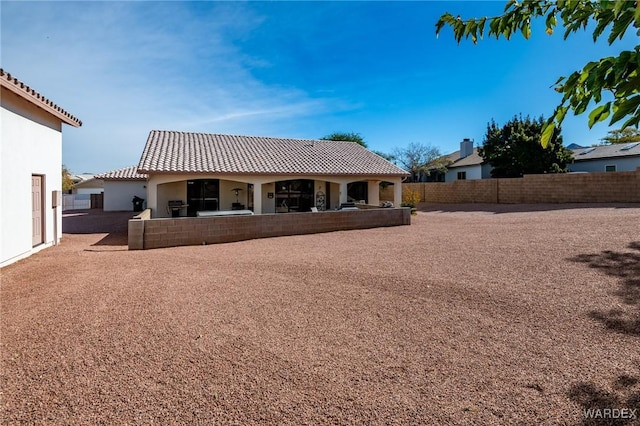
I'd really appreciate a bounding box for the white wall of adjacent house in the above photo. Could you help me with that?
[1,87,63,268]
[103,180,147,211]
[74,188,103,195]
[569,157,640,173]
[445,165,483,182]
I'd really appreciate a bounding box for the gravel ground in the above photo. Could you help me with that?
[1,205,639,425]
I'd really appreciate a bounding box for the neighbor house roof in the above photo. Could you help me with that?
[442,148,484,169]
[571,143,640,161]
[71,173,95,183]
[96,166,147,181]
[0,69,82,127]
[72,178,103,190]
[138,131,409,176]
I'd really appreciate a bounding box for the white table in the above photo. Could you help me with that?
[196,210,254,217]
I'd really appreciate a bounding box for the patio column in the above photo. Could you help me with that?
[147,180,158,217]
[252,182,262,215]
[368,180,381,206]
[339,182,348,204]
[394,178,403,207]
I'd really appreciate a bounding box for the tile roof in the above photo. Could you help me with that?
[572,143,640,161]
[96,166,147,181]
[138,131,409,176]
[0,69,82,127]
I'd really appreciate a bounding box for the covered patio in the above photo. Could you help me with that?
[148,175,400,218]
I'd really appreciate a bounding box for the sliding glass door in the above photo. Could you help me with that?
[187,179,219,216]
[275,179,314,213]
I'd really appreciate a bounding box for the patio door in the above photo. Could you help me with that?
[275,179,314,212]
[347,181,368,203]
[32,175,44,246]
[187,179,219,216]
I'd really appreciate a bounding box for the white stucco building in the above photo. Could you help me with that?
[442,139,491,182]
[1,69,82,267]
[569,143,640,173]
[137,131,408,218]
[96,166,147,211]
[439,138,640,181]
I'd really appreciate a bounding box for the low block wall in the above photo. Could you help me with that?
[404,169,640,204]
[128,208,411,250]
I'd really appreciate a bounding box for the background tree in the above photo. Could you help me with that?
[62,165,74,193]
[393,142,445,182]
[436,1,640,147]
[321,132,367,148]
[599,127,640,145]
[372,150,396,163]
[478,115,573,178]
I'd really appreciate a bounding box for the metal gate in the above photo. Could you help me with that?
[90,193,104,209]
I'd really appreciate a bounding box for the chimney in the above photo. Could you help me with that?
[460,138,474,159]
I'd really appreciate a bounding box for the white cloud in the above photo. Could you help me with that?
[1,1,350,172]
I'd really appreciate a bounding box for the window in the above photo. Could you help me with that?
[620,142,640,151]
[457,171,467,180]
[605,165,616,172]
[580,147,596,155]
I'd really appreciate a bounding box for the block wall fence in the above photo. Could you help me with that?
[129,208,411,250]
[400,169,640,204]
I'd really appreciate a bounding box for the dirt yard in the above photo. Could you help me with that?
[1,205,639,425]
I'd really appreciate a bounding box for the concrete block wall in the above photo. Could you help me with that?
[129,208,411,250]
[498,171,639,203]
[127,209,151,250]
[405,180,498,204]
[380,185,394,202]
[404,168,640,204]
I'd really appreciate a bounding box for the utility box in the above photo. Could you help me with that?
[52,190,62,208]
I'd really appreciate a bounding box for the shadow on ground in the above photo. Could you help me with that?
[570,242,640,336]
[568,367,640,425]
[567,243,640,424]
[63,210,133,246]
[416,203,640,215]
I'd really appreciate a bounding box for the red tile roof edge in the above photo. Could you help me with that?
[0,69,82,127]
[96,166,147,181]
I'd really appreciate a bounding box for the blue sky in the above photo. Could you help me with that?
[2,1,636,174]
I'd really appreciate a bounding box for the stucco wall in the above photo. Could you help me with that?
[104,180,147,211]
[261,182,276,214]
[445,165,482,182]
[569,157,640,173]
[157,181,186,217]
[219,180,248,211]
[445,164,492,182]
[75,187,104,195]
[1,88,63,267]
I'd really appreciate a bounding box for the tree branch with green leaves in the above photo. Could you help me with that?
[436,0,640,147]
